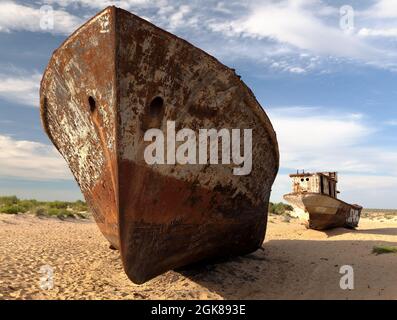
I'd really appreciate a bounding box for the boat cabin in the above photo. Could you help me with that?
[289,171,339,198]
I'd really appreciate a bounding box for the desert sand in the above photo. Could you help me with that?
[0,213,396,300]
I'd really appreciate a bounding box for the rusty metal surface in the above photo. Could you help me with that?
[40,6,279,284]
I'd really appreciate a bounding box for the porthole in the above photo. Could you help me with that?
[88,96,96,113]
[149,96,164,116]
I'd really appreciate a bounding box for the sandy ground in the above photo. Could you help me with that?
[0,213,396,300]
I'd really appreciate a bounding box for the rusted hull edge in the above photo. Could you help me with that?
[112,6,121,252]
[40,6,120,249]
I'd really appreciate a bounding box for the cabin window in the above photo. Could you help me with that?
[88,96,96,113]
[301,178,304,182]
[149,96,164,116]
[306,178,309,181]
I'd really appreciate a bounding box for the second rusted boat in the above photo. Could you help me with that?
[40,7,279,283]
[284,171,362,230]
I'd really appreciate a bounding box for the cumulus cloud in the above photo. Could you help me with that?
[0,0,185,35]
[362,0,397,19]
[358,28,397,37]
[0,135,72,180]
[339,175,397,209]
[340,175,397,191]
[268,106,397,174]
[207,0,381,62]
[1,0,395,73]
[0,72,41,107]
[0,1,82,34]
[42,0,152,10]
[167,4,191,30]
[268,107,372,168]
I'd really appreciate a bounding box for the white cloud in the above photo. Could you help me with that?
[262,54,323,74]
[207,0,381,62]
[0,1,82,34]
[358,27,397,37]
[363,0,397,19]
[0,72,41,107]
[43,0,152,9]
[339,176,397,209]
[44,0,381,71]
[0,0,396,73]
[0,0,390,73]
[268,107,373,169]
[0,135,72,181]
[340,175,397,191]
[288,67,306,74]
[167,4,191,30]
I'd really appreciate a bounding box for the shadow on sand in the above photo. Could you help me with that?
[324,227,397,237]
[176,238,397,299]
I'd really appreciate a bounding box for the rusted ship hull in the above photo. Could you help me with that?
[283,193,362,230]
[40,7,279,283]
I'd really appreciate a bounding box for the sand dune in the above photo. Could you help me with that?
[0,213,396,300]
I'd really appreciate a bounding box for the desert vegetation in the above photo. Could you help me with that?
[0,196,89,219]
[268,202,295,222]
[372,245,397,255]
[362,209,397,220]
[268,202,293,215]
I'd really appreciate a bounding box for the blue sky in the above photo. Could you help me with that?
[0,0,396,208]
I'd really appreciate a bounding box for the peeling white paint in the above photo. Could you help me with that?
[99,14,110,33]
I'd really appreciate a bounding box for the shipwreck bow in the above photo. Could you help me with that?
[40,6,279,283]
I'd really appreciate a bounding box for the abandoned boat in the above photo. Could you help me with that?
[283,172,362,230]
[40,6,279,284]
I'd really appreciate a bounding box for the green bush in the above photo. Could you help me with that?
[47,208,68,216]
[0,196,19,206]
[269,202,293,215]
[47,201,69,209]
[372,245,397,255]
[70,200,88,212]
[33,206,47,216]
[19,199,42,211]
[0,205,28,214]
[0,196,89,219]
